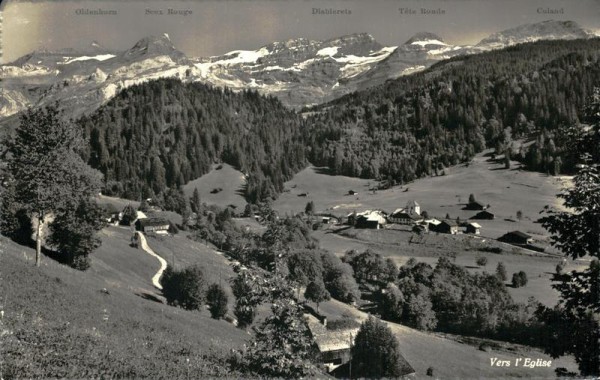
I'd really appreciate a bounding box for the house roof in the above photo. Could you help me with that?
[468,222,482,228]
[392,207,406,215]
[356,210,387,223]
[469,201,486,208]
[506,230,532,239]
[305,315,358,353]
[137,217,170,227]
[471,210,495,218]
[406,200,420,207]
[391,212,422,221]
[441,219,459,227]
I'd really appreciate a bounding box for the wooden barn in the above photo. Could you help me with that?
[135,218,170,234]
[466,222,481,235]
[499,231,533,245]
[436,220,460,234]
[354,210,387,229]
[465,200,487,210]
[471,210,495,220]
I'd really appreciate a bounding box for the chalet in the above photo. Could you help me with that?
[466,222,481,235]
[425,218,442,230]
[135,218,170,234]
[499,231,533,245]
[319,215,340,225]
[471,210,495,220]
[354,210,387,229]
[348,190,358,195]
[388,209,423,225]
[305,313,359,372]
[107,212,122,225]
[436,220,460,234]
[465,201,487,210]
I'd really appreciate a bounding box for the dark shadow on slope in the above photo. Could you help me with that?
[136,292,165,304]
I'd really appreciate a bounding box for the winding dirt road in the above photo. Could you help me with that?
[136,232,167,290]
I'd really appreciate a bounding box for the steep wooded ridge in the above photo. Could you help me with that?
[78,80,307,202]
[305,38,600,183]
[80,38,600,202]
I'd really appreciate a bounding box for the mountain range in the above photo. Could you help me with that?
[0,20,597,122]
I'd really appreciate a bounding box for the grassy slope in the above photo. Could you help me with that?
[315,228,586,307]
[273,149,569,242]
[143,232,238,312]
[312,299,576,379]
[182,164,247,210]
[273,150,583,306]
[0,230,249,378]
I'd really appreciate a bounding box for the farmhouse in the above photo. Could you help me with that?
[354,210,387,229]
[465,200,487,210]
[135,218,170,234]
[321,216,340,224]
[471,210,495,220]
[499,230,533,245]
[388,209,423,225]
[436,220,460,234]
[466,222,481,235]
[304,313,358,372]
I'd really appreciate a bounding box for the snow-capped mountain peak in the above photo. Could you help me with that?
[1,21,597,121]
[405,32,447,46]
[122,34,185,61]
[477,20,594,48]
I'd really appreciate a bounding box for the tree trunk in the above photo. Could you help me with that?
[35,213,43,267]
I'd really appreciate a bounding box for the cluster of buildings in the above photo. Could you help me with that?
[105,205,171,235]
[346,200,484,236]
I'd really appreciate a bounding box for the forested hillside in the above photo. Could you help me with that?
[78,39,600,203]
[78,80,307,202]
[305,39,600,183]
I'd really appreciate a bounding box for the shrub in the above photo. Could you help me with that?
[162,265,207,310]
[206,284,228,319]
[496,262,508,281]
[476,256,488,267]
[427,367,434,376]
[512,271,528,288]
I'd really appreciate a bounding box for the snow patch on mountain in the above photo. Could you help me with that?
[317,46,340,57]
[61,54,116,64]
[411,39,447,47]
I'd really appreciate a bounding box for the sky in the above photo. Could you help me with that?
[2,0,600,64]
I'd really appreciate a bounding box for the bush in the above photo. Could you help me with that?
[427,367,434,376]
[476,256,488,267]
[162,265,207,310]
[496,262,507,281]
[206,284,228,319]
[512,271,528,288]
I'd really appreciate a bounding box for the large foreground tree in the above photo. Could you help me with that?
[538,88,600,376]
[351,316,409,378]
[6,105,102,266]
